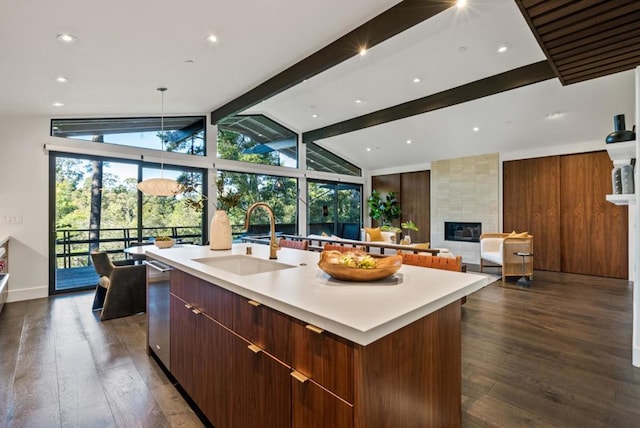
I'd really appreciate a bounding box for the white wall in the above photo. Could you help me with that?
[0,115,51,301]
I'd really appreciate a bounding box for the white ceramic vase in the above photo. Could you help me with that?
[210,210,232,250]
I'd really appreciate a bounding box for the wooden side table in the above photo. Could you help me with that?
[514,252,533,287]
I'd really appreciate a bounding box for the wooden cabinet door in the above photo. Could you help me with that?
[197,314,233,428]
[169,294,196,396]
[232,336,291,428]
[233,294,292,365]
[292,376,353,428]
[292,319,354,403]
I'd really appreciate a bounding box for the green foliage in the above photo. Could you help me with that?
[367,190,401,226]
[217,129,281,165]
[54,157,204,268]
[401,220,419,232]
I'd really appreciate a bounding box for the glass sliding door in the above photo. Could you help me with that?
[51,154,139,293]
[307,180,362,239]
[50,153,206,294]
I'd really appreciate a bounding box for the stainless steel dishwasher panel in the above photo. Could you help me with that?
[145,259,171,369]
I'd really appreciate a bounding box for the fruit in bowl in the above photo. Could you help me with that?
[318,250,402,282]
[154,236,176,248]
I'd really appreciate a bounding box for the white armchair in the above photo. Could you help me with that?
[480,233,533,282]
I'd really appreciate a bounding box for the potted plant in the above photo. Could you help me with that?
[367,190,401,226]
[401,220,419,244]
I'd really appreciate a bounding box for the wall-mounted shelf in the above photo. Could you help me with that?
[606,194,636,206]
[606,141,636,165]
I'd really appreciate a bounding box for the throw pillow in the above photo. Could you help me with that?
[364,227,383,242]
[413,243,430,249]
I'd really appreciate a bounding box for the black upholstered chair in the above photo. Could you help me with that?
[90,252,146,321]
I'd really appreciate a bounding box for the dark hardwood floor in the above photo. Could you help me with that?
[462,269,640,427]
[0,270,638,427]
[0,291,202,428]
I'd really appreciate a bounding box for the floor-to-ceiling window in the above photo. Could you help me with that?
[50,153,206,294]
[216,170,298,238]
[49,116,207,294]
[307,180,362,239]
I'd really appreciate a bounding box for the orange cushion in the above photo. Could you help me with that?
[365,227,383,241]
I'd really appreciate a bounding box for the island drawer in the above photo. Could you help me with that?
[170,270,232,327]
[291,319,354,403]
[232,293,292,365]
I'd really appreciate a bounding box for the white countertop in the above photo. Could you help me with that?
[146,243,494,345]
[0,235,9,246]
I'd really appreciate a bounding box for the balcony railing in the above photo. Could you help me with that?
[55,226,203,269]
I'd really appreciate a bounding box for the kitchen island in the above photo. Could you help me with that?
[146,243,493,428]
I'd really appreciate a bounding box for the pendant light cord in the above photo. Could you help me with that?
[158,87,167,178]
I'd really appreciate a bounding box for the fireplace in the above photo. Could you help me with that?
[444,222,481,243]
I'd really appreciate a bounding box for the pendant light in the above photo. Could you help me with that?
[136,87,181,197]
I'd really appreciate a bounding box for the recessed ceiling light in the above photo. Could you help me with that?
[366,147,372,152]
[56,33,77,43]
[52,102,64,107]
[456,0,467,8]
[312,114,319,118]
[413,77,421,83]
[458,46,467,53]
[55,76,67,83]
[355,99,362,104]
[184,59,194,64]
[406,139,412,144]
[473,127,479,132]
[206,34,218,43]
[546,111,564,120]
[497,44,510,54]
[359,47,367,56]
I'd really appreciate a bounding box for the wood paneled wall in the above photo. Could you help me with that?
[504,156,561,272]
[401,171,430,243]
[560,152,628,278]
[371,171,430,243]
[504,151,628,279]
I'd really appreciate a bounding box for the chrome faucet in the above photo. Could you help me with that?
[244,202,279,259]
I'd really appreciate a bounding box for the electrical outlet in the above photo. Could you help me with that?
[0,215,23,224]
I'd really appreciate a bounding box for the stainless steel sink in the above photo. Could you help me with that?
[192,255,295,276]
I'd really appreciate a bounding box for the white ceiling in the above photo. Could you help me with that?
[1,0,635,171]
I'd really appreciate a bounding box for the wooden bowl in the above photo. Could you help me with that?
[318,250,402,282]
[154,239,175,249]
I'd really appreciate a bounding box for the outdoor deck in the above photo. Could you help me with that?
[56,266,99,291]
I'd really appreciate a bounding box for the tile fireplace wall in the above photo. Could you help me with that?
[431,153,499,264]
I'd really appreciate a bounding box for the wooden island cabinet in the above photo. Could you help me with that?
[167,268,463,428]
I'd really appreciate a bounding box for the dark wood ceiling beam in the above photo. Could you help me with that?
[302,61,555,143]
[210,0,456,124]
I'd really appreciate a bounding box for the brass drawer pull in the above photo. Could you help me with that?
[290,370,309,383]
[191,308,203,315]
[248,344,262,354]
[184,303,193,310]
[305,324,324,334]
[248,300,261,307]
